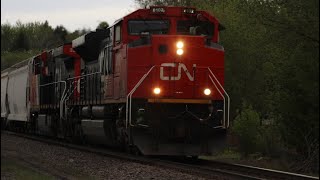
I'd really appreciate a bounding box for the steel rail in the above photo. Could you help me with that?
[200,159,319,180]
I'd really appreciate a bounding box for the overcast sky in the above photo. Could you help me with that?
[1,0,137,31]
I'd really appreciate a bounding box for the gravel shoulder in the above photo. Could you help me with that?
[1,156,57,180]
[1,133,208,180]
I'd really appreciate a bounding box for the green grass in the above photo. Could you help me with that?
[1,158,55,180]
[200,148,242,161]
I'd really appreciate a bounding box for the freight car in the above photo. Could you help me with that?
[1,6,230,156]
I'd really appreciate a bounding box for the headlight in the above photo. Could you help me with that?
[153,87,161,95]
[176,41,184,49]
[204,88,211,96]
[176,49,184,56]
[176,41,184,56]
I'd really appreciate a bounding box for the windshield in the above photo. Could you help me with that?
[177,20,214,36]
[128,20,169,35]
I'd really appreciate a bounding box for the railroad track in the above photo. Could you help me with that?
[188,160,319,180]
[2,130,319,180]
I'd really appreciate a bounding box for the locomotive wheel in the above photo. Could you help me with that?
[126,145,142,156]
[122,132,142,155]
[115,118,128,150]
[191,156,199,160]
[1,118,7,130]
[6,121,12,131]
[71,123,85,144]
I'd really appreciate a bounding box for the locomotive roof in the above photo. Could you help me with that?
[109,6,220,28]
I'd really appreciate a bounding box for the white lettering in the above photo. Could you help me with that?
[160,63,196,81]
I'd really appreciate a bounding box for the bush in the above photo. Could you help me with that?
[257,125,283,157]
[232,103,260,156]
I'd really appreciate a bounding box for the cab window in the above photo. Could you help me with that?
[177,20,214,36]
[128,20,169,35]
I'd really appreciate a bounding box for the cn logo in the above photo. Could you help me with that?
[160,63,196,81]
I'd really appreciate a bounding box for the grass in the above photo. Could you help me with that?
[1,157,55,180]
[201,148,242,161]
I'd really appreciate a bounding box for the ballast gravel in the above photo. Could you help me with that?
[1,133,208,180]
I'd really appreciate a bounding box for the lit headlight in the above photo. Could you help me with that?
[153,87,161,95]
[176,41,184,56]
[204,88,211,96]
[176,41,184,49]
[177,49,184,56]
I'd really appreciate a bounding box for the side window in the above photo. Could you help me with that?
[115,25,121,43]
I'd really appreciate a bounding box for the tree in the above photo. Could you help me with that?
[97,21,109,29]
[1,23,15,51]
[232,103,260,156]
[13,30,29,51]
[210,0,318,170]
[54,25,68,44]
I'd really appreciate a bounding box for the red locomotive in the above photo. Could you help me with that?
[1,6,230,156]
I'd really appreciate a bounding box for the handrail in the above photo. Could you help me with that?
[39,81,66,87]
[208,75,227,128]
[125,66,230,129]
[126,66,156,129]
[62,72,100,119]
[67,72,101,80]
[62,80,77,119]
[207,68,230,128]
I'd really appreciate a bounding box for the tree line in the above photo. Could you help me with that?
[1,21,108,70]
